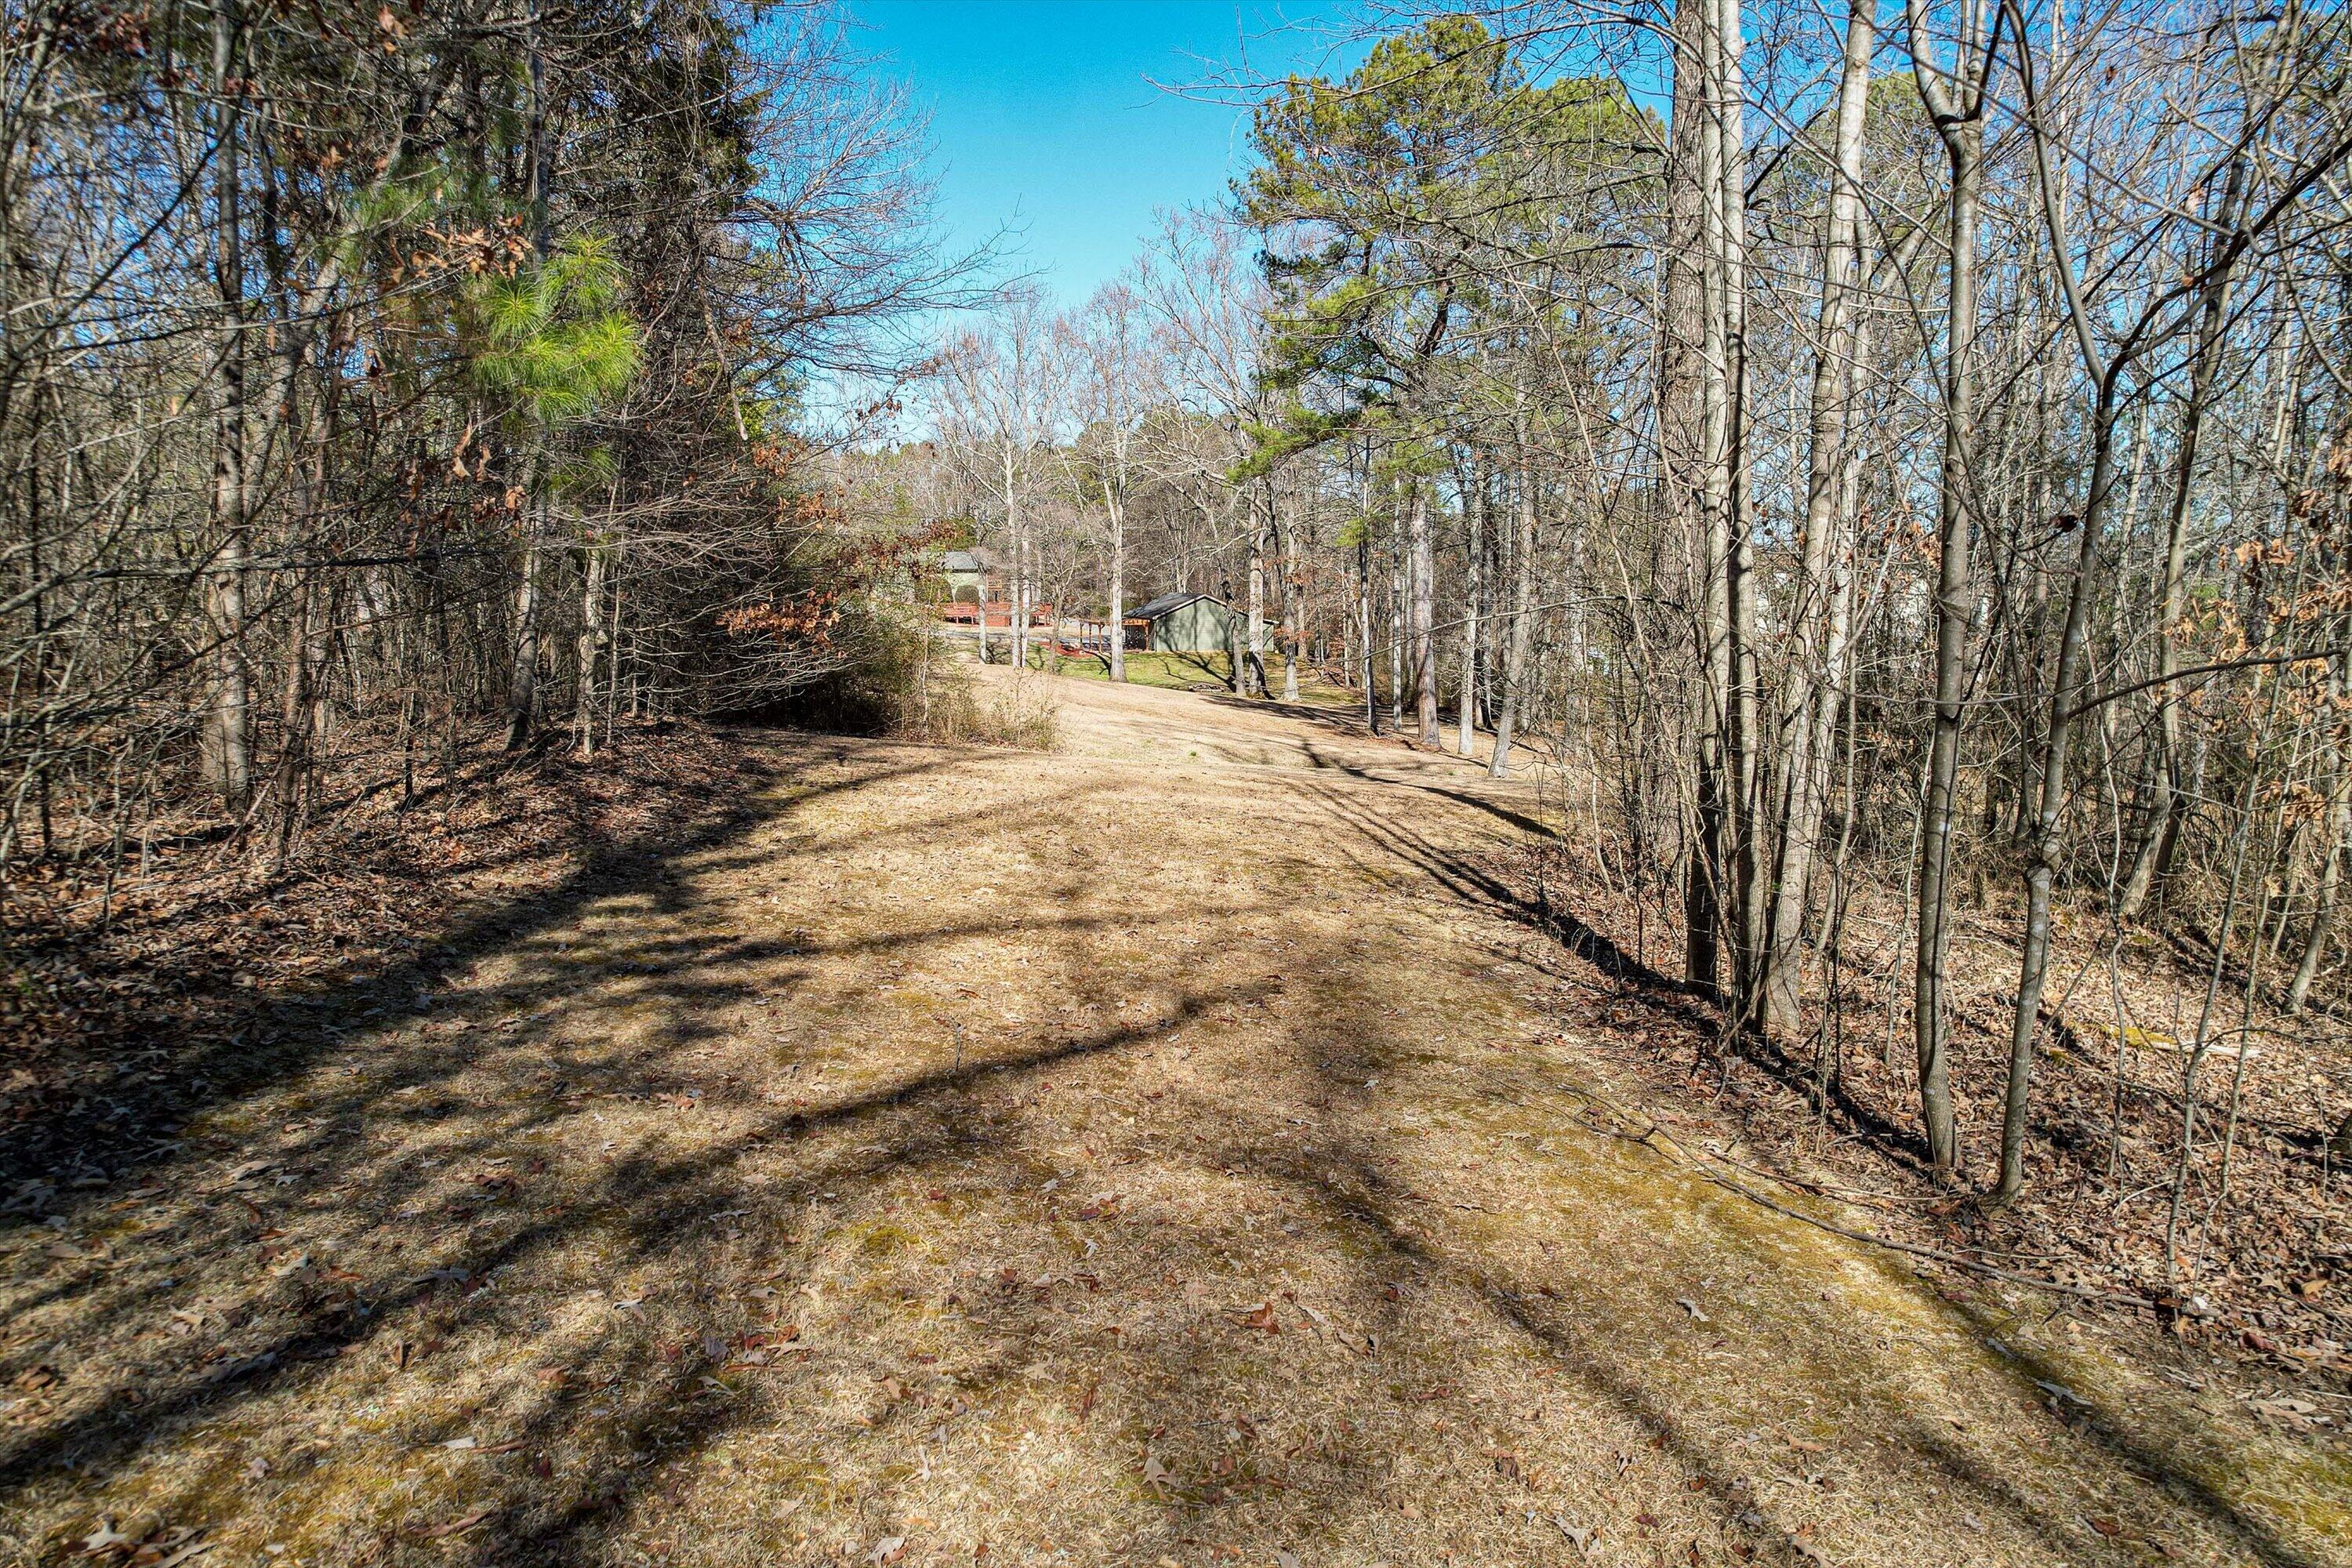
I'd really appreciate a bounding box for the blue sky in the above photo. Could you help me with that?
[849,1,1348,307]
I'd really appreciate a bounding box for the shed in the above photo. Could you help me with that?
[938,548,989,602]
[1127,591,1239,654]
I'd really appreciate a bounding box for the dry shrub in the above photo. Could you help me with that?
[743,617,1052,750]
[775,614,1059,749]
[904,652,1059,750]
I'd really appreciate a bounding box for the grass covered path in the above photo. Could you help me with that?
[3,670,2345,1568]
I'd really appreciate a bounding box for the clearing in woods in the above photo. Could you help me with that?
[4,670,2347,1568]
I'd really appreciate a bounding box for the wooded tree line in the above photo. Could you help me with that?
[896,216,1338,698]
[922,1,2352,1202]
[1,0,952,877]
[15,0,2352,1211]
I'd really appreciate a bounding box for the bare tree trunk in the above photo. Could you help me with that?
[1479,467,1499,728]
[1040,543,1062,677]
[1013,517,1030,670]
[1359,530,1378,735]
[2000,406,2120,1196]
[1410,478,1437,741]
[504,28,557,753]
[2290,663,2349,1014]
[2120,163,2245,919]
[1762,0,1874,1039]
[505,488,544,751]
[1279,494,1301,702]
[1004,437,1027,671]
[1715,0,1766,1021]
[1246,477,1269,697]
[1459,452,1483,757]
[1340,551,1354,684]
[1491,446,1538,780]
[974,568,992,666]
[574,535,608,758]
[603,540,627,753]
[1388,519,1406,734]
[1664,0,1718,993]
[1908,0,1993,1171]
[270,572,325,865]
[204,0,254,814]
[1105,479,1126,682]
[2000,75,2258,1196]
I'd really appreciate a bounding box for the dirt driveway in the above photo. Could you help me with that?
[3,670,2345,1568]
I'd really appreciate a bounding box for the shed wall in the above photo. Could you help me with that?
[1148,598,1236,653]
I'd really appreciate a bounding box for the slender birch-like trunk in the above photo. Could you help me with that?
[504,13,558,753]
[1389,520,1406,734]
[2120,162,2246,918]
[2291,656,2350,1014]
[1459,454,1483,757]
[1410,478,1437,741]
[573,536,608,758]
[1715,0,1767,1019]
[1008,442,1028,670]
[1664,0,1720,994]
[1359,531,1378,734]
[1104,476,1126,682]
[506,481,546,750]
[1909,0,1994,1171]
[1279,498,1301,702]
[1997,26,2148,1200]
[1246,477,1269,698]
[205,0,254,811]
[1491,445,1538,780]
[1762,0,1875,1039]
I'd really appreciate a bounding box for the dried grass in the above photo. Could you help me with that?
[1487,828,2352,1383]
[1,677,2343,1568]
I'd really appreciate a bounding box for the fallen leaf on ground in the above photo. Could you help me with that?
[81,1519,133,1555]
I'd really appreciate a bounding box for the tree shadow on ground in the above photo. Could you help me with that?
[0,738,1318,1566]
[2,731,2340,1568]
[1269,770,2339,1568]
[1290,773,1935,1160]
[0,749,956,1196]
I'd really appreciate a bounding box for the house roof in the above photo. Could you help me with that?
[1127,591,1230,622]
[939,549,985,574]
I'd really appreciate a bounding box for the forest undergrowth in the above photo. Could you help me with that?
[0,641,1062,1203]
[1494,829,2352,1405]
[0,722,769,1196]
